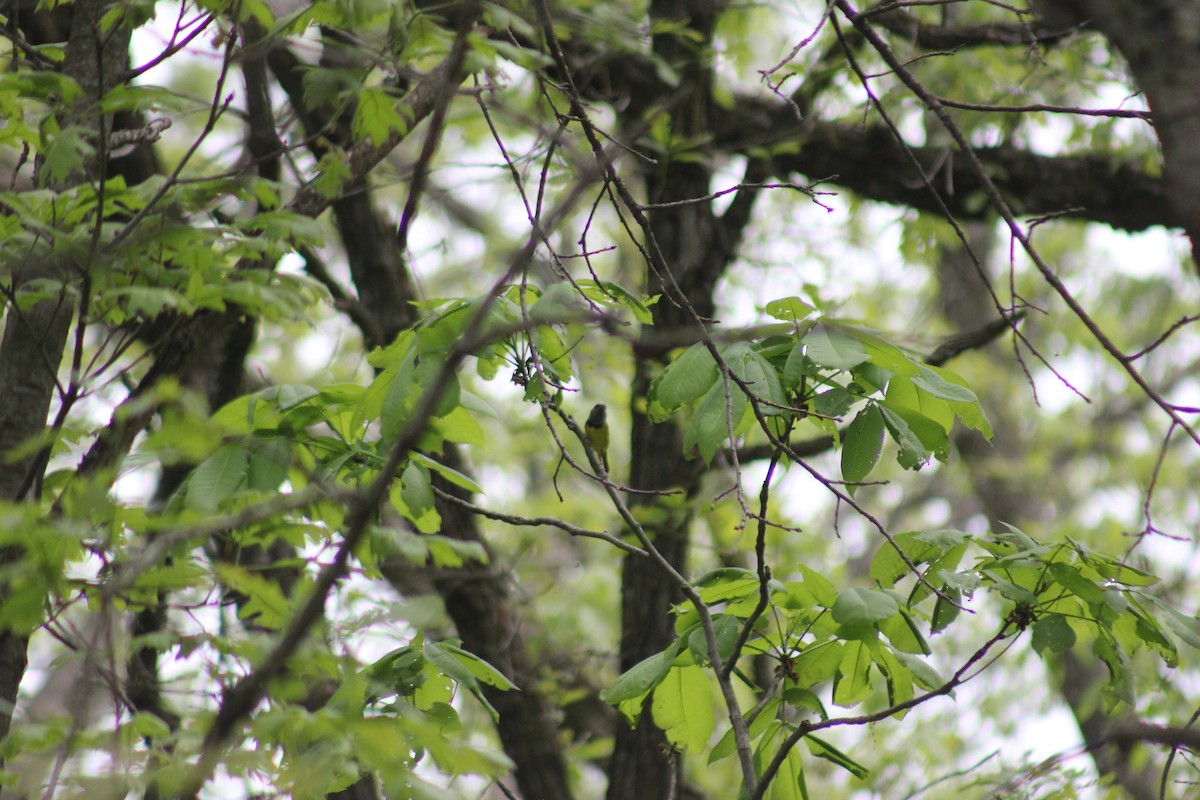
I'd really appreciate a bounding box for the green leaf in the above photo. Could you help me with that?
[764,296,815,323]
[398,462,440,534]
[410,451,484,494]
[832,640,873,707]
[214,564,292,630]
[831,588,899,626]
[246,436,291,492]
[783,340,817,390]
[879,404,947,469]
[911,364,978,403]
[768,743,809,800]
[841,404,884,492]
[380,348,461,442]
[651,665,715,753]
[868,529,969,588]
[804,323,868,370]
[693,567,759,604]
[797,565,838,607]
[577,279,656,325]
[686,614,741,666]
[893,651,947,690]
[873,644,915,709]
[1093,633,1134,706]
[804,733,870,779]
[790,641,843,687]
[884,375,954,434]
[528,281,582,322]
[186,443,249,512]
[427,641,517,691]
[878,609,930,655]
[1127,602,1178,666]
[652,344,719,413]
[726,343,786,412]
[930,586,962,634]
[710,698,780,764]
[1032,613,1077,655]
[1047,562,1107,606]
[1147,597,1200,649]
[1082,550,1160,587]
[353,86,410,145]
[601,641,682,704]
[685,378,746,464]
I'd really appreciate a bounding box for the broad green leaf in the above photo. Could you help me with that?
[884,375,954,433]
[577,279,656,325]
[398,462,440,534]
[428,641,517,691]
[709,698,779,764]
[764,296,815,323]
[879,404,947,469]
[214,564,291,630]
[803,733,870,779]
[694,567,759,604]
[601,642,681,704]
[353,86,410,145]
[1032,613,1077,655]
[783,340,818,390]
[831,588,899,626]
[797,565,838,607]
[832,640,873,707]
[686,614,741,666]
[1082,552,1160,587]
[380,348,461,442]
[893,651,948,690]
[1127,602,1178,666]
[790,641,843,687]
[528,280,582,322]
[912,364,978,403]
[186,443,249,512]
[930,586,962,634]
[1047,562,1108,605]
[1093,633,1134,706]
[768,743,809,800]
[841,404,884,492]
[873,644,915,709]
[651,665,715,752]
[246,436,291,492]
[1148,597,1200,649]
[878,609,930,655]
[869,529,969,588]
[809,386,855,419]
[410,451,484,494]
[804,323,868,370]
[685,377,746,464]
[652,344,719,413]
[726,343,787,413]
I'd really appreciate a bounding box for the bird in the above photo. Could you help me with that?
[585,403,610,474]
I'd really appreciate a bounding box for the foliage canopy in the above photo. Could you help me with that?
[1,0,1199,798]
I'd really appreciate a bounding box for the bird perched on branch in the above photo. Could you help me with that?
[585,404,610,474]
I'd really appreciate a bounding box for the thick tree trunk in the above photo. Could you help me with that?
[607,3,736,797]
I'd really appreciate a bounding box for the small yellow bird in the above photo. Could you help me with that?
[585,403,610,473]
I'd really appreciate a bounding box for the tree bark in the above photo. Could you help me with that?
[607,2,745,797]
